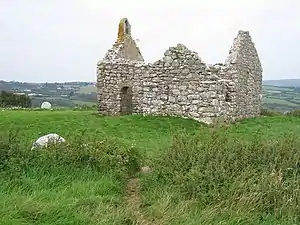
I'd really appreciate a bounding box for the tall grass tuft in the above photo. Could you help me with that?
[0,129,143,224]
[144,129,300,222]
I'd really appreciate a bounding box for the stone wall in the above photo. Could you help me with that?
[96,18,263,124]
[225,31,263,119]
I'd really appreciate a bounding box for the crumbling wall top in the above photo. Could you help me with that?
[117,18,131,43]
[153,43,206,67]
[225,30,262,72]
[99,19,262,78]
[100,18,144,63]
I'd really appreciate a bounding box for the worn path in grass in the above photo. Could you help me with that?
[125,177,158,225]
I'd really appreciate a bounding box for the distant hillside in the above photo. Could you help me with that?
[263,79,300,87]
[0,80,97,108]
[0,80,299,112]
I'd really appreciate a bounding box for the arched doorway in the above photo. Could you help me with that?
[120,86,132,115]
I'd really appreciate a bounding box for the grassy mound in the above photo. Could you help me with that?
[1,110,300,224]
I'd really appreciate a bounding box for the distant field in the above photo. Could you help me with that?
[1,110,300,224]
[263,85,296,92]
[31,96,96,108]
[263,98,299,107]
[262,85,300,112]
[262,79,300,87]
[78,85,96,94]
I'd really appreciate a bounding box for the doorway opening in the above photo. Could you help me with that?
[120,86,132,115]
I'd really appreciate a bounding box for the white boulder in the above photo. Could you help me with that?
[31,133,66,150]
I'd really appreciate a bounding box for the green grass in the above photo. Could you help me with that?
[0,167,130,224]
[1,110,300,224]
[71,100,96,106]
[0,111,200,157]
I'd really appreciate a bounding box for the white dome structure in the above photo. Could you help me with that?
[41,101,51,109]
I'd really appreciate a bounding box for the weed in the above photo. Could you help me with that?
[142,130,300,223]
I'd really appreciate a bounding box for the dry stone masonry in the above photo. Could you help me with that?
[96,18,263,124]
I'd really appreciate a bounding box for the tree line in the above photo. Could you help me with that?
[0,91,32,108]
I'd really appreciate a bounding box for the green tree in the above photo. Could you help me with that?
[0,91,32,108]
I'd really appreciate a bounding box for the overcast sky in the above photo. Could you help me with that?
[0,0,299,82]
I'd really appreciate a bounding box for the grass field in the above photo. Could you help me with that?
[1,110,300,224]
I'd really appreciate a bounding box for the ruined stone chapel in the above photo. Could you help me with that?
[96,18,263,124]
